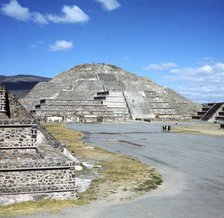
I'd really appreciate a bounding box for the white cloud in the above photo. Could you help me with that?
[214,62,224,71]
[176,85,224,103]
[32,12,48,25]
[161,61,224,103]
[1,0,30,21]
[30,40,44,49]
[95,0,121,11]
[47,5,89,24]
[143,62,178,71]
[1,0,89,25]
[49,40,74,51]
[170,65,214,75]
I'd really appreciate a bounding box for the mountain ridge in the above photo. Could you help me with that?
[0,74,51,98]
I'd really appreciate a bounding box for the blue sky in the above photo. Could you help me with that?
[0,0,224,103]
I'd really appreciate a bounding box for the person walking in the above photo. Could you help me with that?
[167,125,171,131]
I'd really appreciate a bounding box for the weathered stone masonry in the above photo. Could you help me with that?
[0,84,77,202]
[0,124,37,148]
[0,167,75,194]
[21,63,201,122]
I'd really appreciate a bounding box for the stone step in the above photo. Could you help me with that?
[41,99,102,106]
[106,107,128,112]
[149,103,170,108]
[103,102,127,108]
[197,111,206,116]
[94,96,106,100]
[100,115,130,121]
[218,111,224,116]
[108,92,124,97]
[215,116,224,120]
[192,115,202,119]
[146,98,168,103]
[104,98,126,103]
[38,105,109,110]
[151,108,176,114]
[97,91,109,95]
[34,108,114,114]
[155,114,187,120]
[202,107,210,112]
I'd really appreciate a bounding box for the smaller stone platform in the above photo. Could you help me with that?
[192,102,224,122]
[0,84,78,205]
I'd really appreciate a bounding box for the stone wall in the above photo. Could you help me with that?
[0,85,77,202]
[0,124,37,148]
[0,148,41,161]
[0,167,75,194]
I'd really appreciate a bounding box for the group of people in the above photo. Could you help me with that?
[162,125,171,132]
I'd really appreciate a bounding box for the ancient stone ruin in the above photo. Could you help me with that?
[192,102,224,123]
[0,84,78,204]
[21,63,201,123]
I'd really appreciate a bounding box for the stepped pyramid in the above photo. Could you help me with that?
[192,102,224,122]
[20,63,201,122]
[0,84,77,204]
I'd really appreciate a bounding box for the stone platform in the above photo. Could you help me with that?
[0,85,78,204]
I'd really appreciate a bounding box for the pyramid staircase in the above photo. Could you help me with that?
[31,90,130,123]
[192,102,224,122]
[94,91,130,121]
[215,105,224,121]
[123,91,152,120]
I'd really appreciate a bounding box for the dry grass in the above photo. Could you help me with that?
[172,122,224,136]
[45,124,115,159]
[0,199,86,217]
[0,123,162,217]
[79,158,162,201]
[46,124,162,201]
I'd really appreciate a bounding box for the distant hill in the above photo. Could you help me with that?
[0,75,51,98]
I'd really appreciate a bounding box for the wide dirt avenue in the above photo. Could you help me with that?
[19,121,224,218]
